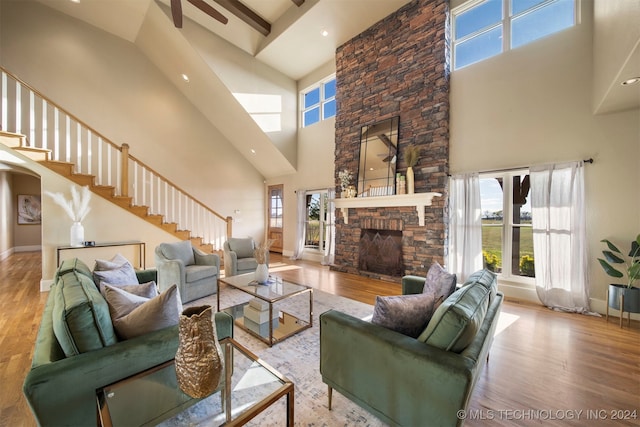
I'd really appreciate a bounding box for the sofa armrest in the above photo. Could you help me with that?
[135,268,157,283]
[24,312,233,427]
[156,259,185,293]
[24,325,181,427]
[320,310,474,427]
[402,275,426,295]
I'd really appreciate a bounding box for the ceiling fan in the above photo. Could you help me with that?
[170,0,228,28]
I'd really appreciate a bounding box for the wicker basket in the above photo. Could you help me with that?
[175,305,224,398]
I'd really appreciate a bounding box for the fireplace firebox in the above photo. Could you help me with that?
[358,229,403,277]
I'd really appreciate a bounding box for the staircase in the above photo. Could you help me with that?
[0,67,231,254]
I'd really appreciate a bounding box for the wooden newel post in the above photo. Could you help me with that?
[226,216,233,239]
[121,143,129,197]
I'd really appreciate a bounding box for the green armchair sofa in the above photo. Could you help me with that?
[320,269,503,427]
[23,258,233,427]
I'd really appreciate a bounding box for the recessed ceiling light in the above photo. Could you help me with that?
[321,30,329,37]
[621,77,640,86]
[181,74,190,82]
[70,0,80,3]
[251,149,256,154]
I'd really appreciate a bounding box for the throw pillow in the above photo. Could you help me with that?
[103,284,151,320]
[94,253,130,271]
[371,292,439,338]
[423,262,457,303]
[92,254,139,287]
[99,280,158,298]
[112,285,181,340]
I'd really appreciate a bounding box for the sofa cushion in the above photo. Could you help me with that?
[52,271,118,357]
[371,292,439,338]
[160,240,195,266]
[112,285,181,340]
[417,281,491,352]
[423,262,457,309]
[237,258,258,271]
[185,265,218,282]
[463,269,498,303]
[228,238,255,259]
[56,258,93,280]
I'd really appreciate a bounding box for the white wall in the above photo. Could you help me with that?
[0,0,265,241]
[266,61,337,258]
[449,0,640,311]
[0,170,13,260]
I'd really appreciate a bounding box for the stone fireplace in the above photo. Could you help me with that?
[332,0,449,282]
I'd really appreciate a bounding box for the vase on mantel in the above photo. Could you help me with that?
[406,167,415,194]
[70,221,84,247]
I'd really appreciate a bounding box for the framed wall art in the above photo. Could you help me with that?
[17,194,42,225]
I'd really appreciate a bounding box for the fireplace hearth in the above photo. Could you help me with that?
[358,229,403,277]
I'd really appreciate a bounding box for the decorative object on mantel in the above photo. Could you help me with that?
[404,145,421,195]
[254,239,275,284]
[175,305,224,398]
[334,192,442,226]
[338,169,356,198]
[45,185,91,247]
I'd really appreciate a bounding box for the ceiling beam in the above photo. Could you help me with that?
[291,0,305,6]
[211,0,271,36]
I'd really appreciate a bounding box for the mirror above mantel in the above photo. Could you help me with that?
[357,116,399,197]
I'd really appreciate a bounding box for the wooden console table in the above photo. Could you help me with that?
[56,241,146,269]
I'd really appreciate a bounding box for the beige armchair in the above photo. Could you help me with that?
[223,237,267,277]
[154,240,219,303]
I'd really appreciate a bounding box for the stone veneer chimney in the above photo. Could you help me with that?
[332,0,450,282]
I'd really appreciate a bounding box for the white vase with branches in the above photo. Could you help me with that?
[45,185,92,247]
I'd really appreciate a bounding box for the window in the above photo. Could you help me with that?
[452,0,575,70]
[479,171,534,279]
[304,191,332,253]
[301,76,336,127]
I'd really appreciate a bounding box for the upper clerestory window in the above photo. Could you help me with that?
[452,0,575,70]
[301,76,336,127]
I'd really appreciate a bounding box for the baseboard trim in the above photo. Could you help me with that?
[14,245,42,252]
[40,279,53,292]
[0,247,14,262]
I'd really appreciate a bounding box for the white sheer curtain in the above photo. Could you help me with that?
[448,173,483,282]
[530,161,592,313]
[291,190,307,260]
[322,188,336,265]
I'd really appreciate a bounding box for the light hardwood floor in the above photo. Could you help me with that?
[1,252,638,426]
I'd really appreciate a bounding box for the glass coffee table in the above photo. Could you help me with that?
[217,274,313,347]
[97,338,294,426]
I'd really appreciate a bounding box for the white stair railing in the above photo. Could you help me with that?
[0,67,231,250]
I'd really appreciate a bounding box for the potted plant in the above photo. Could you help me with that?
[598,234,640,316]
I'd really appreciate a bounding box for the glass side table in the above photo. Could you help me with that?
[97,337,294,426]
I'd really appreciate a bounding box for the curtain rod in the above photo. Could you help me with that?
[450,158,593,176]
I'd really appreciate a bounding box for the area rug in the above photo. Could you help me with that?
[160,285,386,426]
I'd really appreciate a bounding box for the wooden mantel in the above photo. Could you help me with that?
[334,192,442,226]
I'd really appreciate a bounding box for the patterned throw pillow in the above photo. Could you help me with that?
[423,262,457,309]
[371,292,439,338]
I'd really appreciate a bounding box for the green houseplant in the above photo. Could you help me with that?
[598,234,640,315]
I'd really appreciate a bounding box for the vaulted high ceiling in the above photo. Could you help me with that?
[35,0,412,80]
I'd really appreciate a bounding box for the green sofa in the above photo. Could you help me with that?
[23,258,233,427]
[320,269,503,427]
